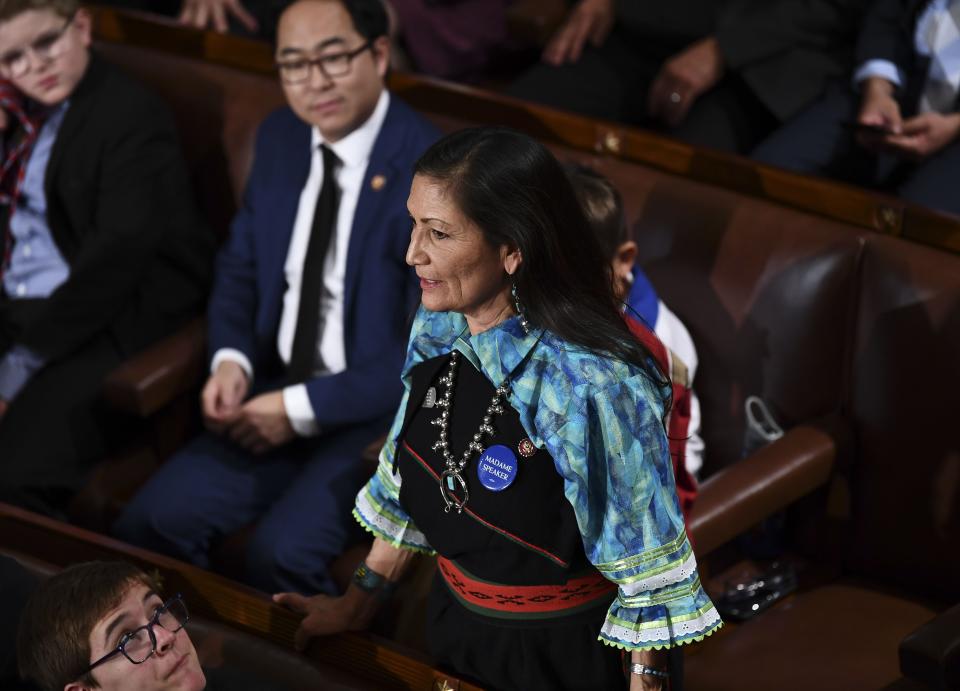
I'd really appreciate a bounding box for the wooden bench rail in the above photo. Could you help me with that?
[88,5,960,255]
[0,503,481,691]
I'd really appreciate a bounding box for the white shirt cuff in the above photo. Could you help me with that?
[210,348,254,381]
[283,384,320,437]
[853,60,904,91]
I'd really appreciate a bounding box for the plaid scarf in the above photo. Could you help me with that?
[0,80,48,278]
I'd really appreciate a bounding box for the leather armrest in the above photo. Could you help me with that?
[102,317,207,418]
[900,602,960,690]
[688,424,838,556]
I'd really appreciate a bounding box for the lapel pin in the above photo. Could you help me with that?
[518,438,537,458]
[371,174,386,191]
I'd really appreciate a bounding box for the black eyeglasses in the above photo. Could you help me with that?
[0,12,76,79]
[276,41,372,84]
[85,594,190,673]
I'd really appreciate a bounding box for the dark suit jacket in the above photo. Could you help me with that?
[0,556,39,691]
[615,0,871,121]
[0,54,215,363]
[857,0,941,113]
[207,96,439,430]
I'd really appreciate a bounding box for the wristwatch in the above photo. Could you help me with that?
[351,561,397,599]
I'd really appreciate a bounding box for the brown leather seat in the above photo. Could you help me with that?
[634,176,864,472]
[686,584,936,691]
[631,191,960,689]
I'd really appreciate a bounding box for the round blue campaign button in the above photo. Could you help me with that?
[476,445,518,492]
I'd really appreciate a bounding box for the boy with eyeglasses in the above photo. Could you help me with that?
[0,0,213,515]
[16,561,206,691]
[115,0,438,597]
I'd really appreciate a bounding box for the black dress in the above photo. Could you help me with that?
[395,353,627,691]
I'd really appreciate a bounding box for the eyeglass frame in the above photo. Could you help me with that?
[0,11,77,80]
[275,40,373,84]
[84,593,190,674]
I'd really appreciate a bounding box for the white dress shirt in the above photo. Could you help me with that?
[212,90,391,436]
[652,301,704,478]
[854,0,959,101]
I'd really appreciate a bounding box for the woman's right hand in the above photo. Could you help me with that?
[271,591,367,651]
[274,539,414,651]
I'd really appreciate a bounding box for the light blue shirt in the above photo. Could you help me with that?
[3,100,70,299]
[0,101,70,402]
[855,0,960,96]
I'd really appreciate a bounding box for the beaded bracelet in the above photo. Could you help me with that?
[630,663,670,679]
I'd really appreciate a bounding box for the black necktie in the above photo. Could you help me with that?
[288,144,339,381]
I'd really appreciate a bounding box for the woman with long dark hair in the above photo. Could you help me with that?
[275,128,721,690]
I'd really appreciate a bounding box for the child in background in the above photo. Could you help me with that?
[567,163,702,517]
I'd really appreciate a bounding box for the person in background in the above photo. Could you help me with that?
[384,0,510,82]
[275,127,720,690]
[508,0,868,154]
[753,0,960,217]
[17,561,206,691]
[567,163,701,518]
[114,0,438,596]
[0,0,213,516]
[1,555,39,691]
[95,0,272,38]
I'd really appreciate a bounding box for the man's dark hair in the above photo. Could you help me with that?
[17,561,157,691]
[565,163,628,260]
[339,0,389,41]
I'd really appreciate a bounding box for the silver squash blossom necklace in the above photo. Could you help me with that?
[431,350,510,513]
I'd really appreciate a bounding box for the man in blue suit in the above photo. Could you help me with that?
[114,0,439,595]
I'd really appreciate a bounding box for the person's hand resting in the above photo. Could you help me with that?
[883,111,960,160]
[542,0,614,66]
[178,0,258,34]
[272,589,371,651]
[648,37,725,127]
[201,360,249,434]
[227,391,295,454]
[856,76,903,152]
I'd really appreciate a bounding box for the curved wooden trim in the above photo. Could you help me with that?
[0,502,481,691]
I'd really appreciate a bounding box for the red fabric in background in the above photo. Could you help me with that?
[0,80,47,277]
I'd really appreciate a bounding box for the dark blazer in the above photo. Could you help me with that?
[207,96,439,429]
[857,0,940,113]
[615,0,871,122]
[0,556,39,691]
[1,54,215,363]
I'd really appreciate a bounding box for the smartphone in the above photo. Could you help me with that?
[841,121,894,135]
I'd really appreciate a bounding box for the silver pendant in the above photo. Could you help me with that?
[440,470,469,513]
[423,387,437,408]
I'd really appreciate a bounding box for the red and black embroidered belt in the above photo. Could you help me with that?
[437,556,616,620]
